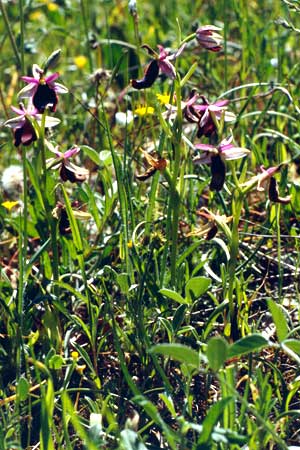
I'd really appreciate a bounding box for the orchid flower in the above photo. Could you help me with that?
[184,95,236,137]
[241,165,291,204]
[186,207,232,240]
[136,149,167,181]
[196,25,223,52]
[18,64,68,112]
[46,140,89,183]
[131,43,185,89]
[156,44,185,79]
[193,136,250,191]
[4,103,60,147]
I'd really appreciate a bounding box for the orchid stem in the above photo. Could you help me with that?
[169,78,183,286]
[39,113,59,289]
[15,144,28,439]
[227,190,243,339]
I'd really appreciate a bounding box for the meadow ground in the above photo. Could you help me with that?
[1,0,300,448]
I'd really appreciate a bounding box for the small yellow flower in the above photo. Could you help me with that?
[144,25,155,41]
[127,240,133,248]
[71,351,79,360]
[156,93,171,105]
[2,201,19,211]
[74,55,88,70]
[76,364,86,375]
[29,10,43,21]
[134,106,154,116]
[47,2,59,12]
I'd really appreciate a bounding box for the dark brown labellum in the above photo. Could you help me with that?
[131,59,159,89]
[268,177,279,202]
[206,224,218,240]
[268,177,291,204]
[210,154,226,191]
[14,119,37,147]
[135,167,157,181]
[33,83,58,112]
[60,164,87,183]
[58,209,71,235]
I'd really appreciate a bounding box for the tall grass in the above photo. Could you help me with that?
[0,0,300,448]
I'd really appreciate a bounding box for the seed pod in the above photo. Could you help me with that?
[43,49,61,73]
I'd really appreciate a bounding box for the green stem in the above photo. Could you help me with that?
[79,0,93,73]
[179,32,196,47]
[169,79,183,286]
[100,98,132,280]
[227,190,243,337]
[19,0,25,73]
[39,113,59,285]
[0,0,22,69]
[15,144,28,439]
[276,204,283,299]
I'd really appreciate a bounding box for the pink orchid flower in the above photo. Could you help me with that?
[18,64,68,113]
[193,136,250,191]
[4,103,60,147]
[131,43,185,89]
[196,25,223,52]
[184,95,236,137]
[46,140,89,183]
[242,165,291,204]
[156,44,185,79]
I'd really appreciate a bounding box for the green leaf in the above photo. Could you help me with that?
[159,393,177,417]
[283,339,300,355]
[197,397,233,447]
[17,377,29,402]
[227,334,269,358]
[185,276,211,302]
[61,185,83,253]
[120,429,147,450]
[159,288,188,305]
[99,150,113,167]
[267,298,289,342]
[207,336,228,372]
[116,273,129,294]
[81,145,101,165]
[172,304,187,332]
[48,354,65,370]
[150,343,200,369]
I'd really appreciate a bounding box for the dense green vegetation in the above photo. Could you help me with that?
[1,0,300,448]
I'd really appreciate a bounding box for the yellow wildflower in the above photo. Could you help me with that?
[127,240,133,248]
[71,351,79,360]
[47,2,59,11]
[74,55,88,70]
[156,93,171,105]
[2,201,19,211]
[29,10,43,21]
[134,106,154,116]
[76,364,86,375]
